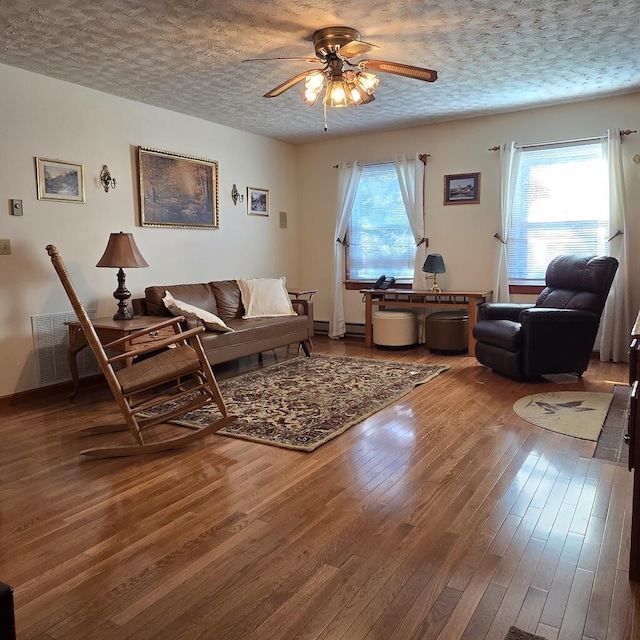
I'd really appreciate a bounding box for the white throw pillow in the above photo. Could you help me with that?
[237,277,296,319]
[162,291,233,332]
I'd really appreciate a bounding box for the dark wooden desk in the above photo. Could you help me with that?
[360,288,492,356]
[65,316,173,398]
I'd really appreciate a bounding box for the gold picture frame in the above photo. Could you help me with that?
[138,147,219,229]
[247,187,269,216]
[35,158,85,203]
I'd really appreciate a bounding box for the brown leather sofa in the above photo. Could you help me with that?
[132,280,313,366]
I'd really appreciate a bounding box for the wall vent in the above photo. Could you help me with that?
[31,311,98,387]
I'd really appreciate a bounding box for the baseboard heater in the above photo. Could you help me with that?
[0,582,16,640]
[313,321,365,338]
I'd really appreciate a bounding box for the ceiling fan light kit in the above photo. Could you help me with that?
[244,26,437,131]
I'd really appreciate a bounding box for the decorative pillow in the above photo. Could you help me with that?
[237,277,296,319]
[162,291,233,332]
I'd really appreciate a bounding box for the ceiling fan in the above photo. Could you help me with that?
[244,26,438,130]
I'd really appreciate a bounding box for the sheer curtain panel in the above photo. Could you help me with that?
[329,162,362,339]
[494,141,519,302]
[598,128,631,362]
[394,154,426,287]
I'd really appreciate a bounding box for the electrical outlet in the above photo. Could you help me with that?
[0,239,11,255]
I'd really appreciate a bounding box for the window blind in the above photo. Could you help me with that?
[508,141,609,283]
[347,163,415,280]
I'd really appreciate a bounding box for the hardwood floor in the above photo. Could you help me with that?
[1,336,639,639]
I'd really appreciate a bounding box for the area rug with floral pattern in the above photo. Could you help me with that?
[151,354,449,452]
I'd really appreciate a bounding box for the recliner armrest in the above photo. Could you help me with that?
[478,302,533,322]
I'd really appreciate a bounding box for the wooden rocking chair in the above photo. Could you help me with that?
[46,245,236,458]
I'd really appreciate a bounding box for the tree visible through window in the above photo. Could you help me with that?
[508,141,609,283]
[346,163,415,281]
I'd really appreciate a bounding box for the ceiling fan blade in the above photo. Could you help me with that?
[359,59,438,82]
[243,56,320,64]
[263,69,324,98]
[338,40,379,59]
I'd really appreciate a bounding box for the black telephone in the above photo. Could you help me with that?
[373,275,396,290]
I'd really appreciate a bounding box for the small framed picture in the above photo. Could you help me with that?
[247,187,269,216]
[444,172,480,205]
[35,158,85,203]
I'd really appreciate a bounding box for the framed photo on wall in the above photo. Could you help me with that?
[138,147,219,229]
[444,172,481,205]
[35,158,85,203]
[247,187,269,216]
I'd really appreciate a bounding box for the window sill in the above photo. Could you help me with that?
[509,284,544,295]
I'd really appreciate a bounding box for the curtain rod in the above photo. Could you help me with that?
[488,129,637,151]
[333,154,430,168]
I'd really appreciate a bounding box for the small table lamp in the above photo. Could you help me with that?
[422,253,446,292]
[96,232,149,320]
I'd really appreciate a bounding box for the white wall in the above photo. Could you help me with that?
[295,93,640,327]
[0,63,299,398]
[1,60,638,398]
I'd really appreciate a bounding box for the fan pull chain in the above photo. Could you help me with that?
[323,102,328,132]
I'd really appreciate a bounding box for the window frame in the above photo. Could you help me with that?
[344,161,416,285]
[507,139,609,286]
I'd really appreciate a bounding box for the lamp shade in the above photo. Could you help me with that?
[422,253,446,274]
[96,232,148,268]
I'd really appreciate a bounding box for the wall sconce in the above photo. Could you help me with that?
[100,165,117,192]
[231,184,244,205]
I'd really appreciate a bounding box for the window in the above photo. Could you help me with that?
[508,141,609,283]
[346,163,415,281]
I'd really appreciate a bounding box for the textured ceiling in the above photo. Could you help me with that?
[1,0,639,144]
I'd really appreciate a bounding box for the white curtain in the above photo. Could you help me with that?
[598,129,631,362]
[394,154,427,287]
[493,142,520,302]
[329,161,362,339]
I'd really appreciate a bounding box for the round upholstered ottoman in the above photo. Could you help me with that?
[425,310,469,352]
[373,310,418,347]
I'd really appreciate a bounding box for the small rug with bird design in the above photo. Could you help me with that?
[512,391,613,440]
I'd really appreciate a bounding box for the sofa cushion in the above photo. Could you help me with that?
[237,277,296,319]
[162,291,233,332]
[145,283,218,317]
[199,315,308,350]
[210,280,244,320]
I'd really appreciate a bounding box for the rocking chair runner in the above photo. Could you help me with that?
[46,244,236,458]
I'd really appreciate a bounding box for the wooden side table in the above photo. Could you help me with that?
[287,287,318,301]
[65,316,174,398]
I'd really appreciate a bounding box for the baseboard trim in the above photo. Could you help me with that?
[314,321,365,338]
[0,375,105,407]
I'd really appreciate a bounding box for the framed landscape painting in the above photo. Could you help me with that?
[247,187,269,216]
[444,172,481,205]
[138,147,219,229]
[36,158,85,203]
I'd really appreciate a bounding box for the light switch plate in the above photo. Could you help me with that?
[279,211,288,229]
[0,239,11,255]
[10,199,23,216]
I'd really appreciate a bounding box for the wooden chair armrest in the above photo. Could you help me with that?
[102,317,184,350]
[107,326,204,364]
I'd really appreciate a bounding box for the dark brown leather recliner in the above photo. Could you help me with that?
[473,254,618,380]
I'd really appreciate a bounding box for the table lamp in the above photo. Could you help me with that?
[96,232,149,320]
[422,253,446,292]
